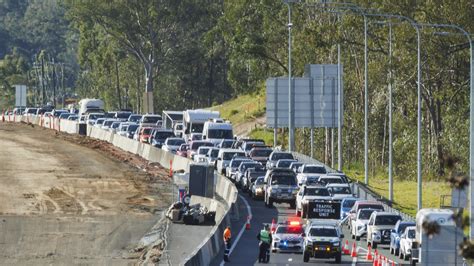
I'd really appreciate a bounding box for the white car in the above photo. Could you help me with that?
[207,147,220,166]
[399,226,416,261]
[296,164,327,185]
[271,221,304,253]
[161,137,186,154]
[326,183,353,201]
[295,185,332,218]
[366,211,402,249]
[350,208,376,240]
[194,146,212,163]
[226,158,251,180]
[216,149,246,175]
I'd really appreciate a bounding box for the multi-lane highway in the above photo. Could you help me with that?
[219,190,409,265]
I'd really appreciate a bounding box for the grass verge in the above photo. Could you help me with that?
[344,167,451,217]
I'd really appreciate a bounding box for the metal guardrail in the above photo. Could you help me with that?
[291,151,415,221]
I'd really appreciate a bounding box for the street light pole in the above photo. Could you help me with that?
[364,15,369,185]
[416,26,422,211]
[388,22,394,202]
[286,2,295,152]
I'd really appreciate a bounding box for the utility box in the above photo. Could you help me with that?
[189,163,214,198]
[78,123,87,136]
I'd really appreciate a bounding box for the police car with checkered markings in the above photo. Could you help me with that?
[271,220,305,253]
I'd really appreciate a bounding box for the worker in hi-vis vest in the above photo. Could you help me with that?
[223,226,231,262]
[257,224,272,263]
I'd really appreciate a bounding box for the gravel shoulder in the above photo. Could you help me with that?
[0,122,172,265]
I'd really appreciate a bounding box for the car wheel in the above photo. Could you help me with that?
[390,246,393,254]
[335,253,341,263]
[399,250,404,259]
[372,242,377,249]
[303,251,310,262]
[394,248,399,256]
[295,209,301,217]
[268,198,273,207]
[355,235,360,241]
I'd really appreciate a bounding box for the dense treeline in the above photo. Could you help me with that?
[0,0,472,179]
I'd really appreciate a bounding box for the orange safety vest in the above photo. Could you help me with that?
[224,228,231,241]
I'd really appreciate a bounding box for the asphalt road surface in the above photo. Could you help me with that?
[221,186,410,266]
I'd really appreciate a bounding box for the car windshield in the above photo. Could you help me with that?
[191,142,213,150]
[167,139,185,146]
[120,125,129,131]
[220,140,234,148]
[208,129,233,139]
[277,160,296,168]
[230,160,248,167]
[129,115,142,122]
[272,153,294,160]
[329,186,351,194]
[143,116,161,123]
[342,199,357,208]
[95,119,105,125]
[309,228,338,237]
[255,178,265,185]
[116,112,131,119]
[276,225,303,234]
[223,152,245,160]
[375,215,401,226]
[407,229,415,238]
[359,204,384,211]
[358,210,375,219]
[179,144,189,151]
[191,123,204,133]
[303,166,327,174]
[128,124,139,131]
[251,149,273,157]
[198,147,211,155]
[111,123,120,128]
[320,178,342,184]
[104,120,115,126]
[240,163,260,171]
[398,223,414,233]
[271,175,297,186]
[143,128,152,134]
[154,131,175,140]
[211,149,219,158]
[305,187,330,196]
[89,114,104,120]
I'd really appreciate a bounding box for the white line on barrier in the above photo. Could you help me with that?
[220,194,252,266]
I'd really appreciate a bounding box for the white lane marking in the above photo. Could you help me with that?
[288,258,293,262]
[220,194,252,266]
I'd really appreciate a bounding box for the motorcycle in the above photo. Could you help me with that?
[258,241,270,263]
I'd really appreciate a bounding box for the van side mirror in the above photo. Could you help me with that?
[340,234,344,238]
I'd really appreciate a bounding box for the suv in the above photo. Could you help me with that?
[266,151,294,170]
[248,147,273,166]
[348,201,385,232]
[264,169,298,208]
[295,185,332,218]
[350,208,376,240]
[296,164,327,185]
[241,167,266,192]
[303,221,343,263]
[366,211,402,248]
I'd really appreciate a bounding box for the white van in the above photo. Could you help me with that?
[411,208,464,265]
[202,121,233,146]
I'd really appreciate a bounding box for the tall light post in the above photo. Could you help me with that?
[284,0,297,152]
[417,22,473,239]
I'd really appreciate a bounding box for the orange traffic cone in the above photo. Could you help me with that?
[385,256,389,266]
[271,218,276,233]
[366,245,373,261]
[378,255,384,266]
[392,259,396,266]
[351,242,357,257]
[373,252,378,266]
[343,240,350,255]
[245,215,251,230]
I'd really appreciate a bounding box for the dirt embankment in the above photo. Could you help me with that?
[0,122,172,265]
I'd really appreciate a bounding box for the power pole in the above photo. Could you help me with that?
[41,57,46,106]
